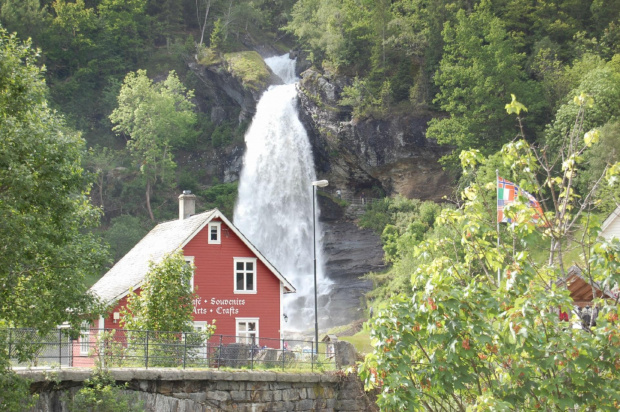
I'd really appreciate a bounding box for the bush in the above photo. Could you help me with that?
[69,370,143,412]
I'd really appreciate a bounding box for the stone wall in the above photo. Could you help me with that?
[20,368,377,412]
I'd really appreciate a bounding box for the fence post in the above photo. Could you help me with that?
[250,336,254,370]
[281,339,285,371]
[145,330,149,369]
[218,335,223,370]
[183,332,187,369]
[311,340,314,372]
[8,329,11,362]
[58,329,62,368]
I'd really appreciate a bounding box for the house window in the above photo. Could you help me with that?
[236,318,258,345]
[234,258,256,293]
[187,321,208,358]
[184,256,195,291]
[79,321,90,355]
[208,222,221,244]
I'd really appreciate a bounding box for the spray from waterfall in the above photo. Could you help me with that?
[234,54,331,332]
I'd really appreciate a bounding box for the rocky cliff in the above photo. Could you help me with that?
[186,52,277,184]
[297,68,453,202]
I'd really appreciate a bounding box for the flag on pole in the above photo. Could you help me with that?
[497,177,544,223]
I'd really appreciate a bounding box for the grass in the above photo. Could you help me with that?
[222,51,271,91]
[197,47,222,66]
[340,330,373,355]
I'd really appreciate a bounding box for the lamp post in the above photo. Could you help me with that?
[311,179,328,348]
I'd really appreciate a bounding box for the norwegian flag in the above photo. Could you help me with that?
[497,177,544,223]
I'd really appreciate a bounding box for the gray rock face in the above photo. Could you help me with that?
[183,60,271,184]
[320,217,385,328]
[189,62,260,124]
[334,341,358,369]
[297,68,453,201]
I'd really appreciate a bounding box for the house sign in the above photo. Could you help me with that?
[193,296,247,316]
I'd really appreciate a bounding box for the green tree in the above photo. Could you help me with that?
[0,27,107,410]
[49,0,98,75]
[426,6,544,166]
[98,0,148,66]
[103,215,152,263]
[545,62,620,154]
[110,70,196,220]
[0,0,48,41]
[120,251,215,367]
[285,0,372,70]
[0,27,107,332]
[120,251,197,332]
[361,95,620,410]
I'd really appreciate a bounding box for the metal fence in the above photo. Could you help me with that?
[4,328,337,372]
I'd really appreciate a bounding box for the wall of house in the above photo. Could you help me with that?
[184,218,282,346]
[100,218,283,348]
[602,214,620,241]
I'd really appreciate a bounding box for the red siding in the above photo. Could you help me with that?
[184,218,282,344]
[102,218,282,347]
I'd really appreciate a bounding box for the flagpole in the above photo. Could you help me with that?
[496,169,501,284]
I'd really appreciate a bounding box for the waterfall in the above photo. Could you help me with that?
[234,54,330,332]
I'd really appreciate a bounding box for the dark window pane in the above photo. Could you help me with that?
[236,273,244,290]
[236,262,243,270]
[248,322,256,331]
[247,262,253,271]
[246,275,253,291]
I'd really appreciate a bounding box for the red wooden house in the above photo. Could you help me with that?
[76,192,295,365]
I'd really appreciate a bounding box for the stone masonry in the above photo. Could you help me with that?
[20,368,377,412]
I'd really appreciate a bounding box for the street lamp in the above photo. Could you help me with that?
[311,179,328,349]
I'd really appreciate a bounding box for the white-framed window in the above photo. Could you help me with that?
[234,258,257,294]
[236,318,259,345]
[186,321,208,358]
[79,321,90,355]
[208,222,221,244]
[184,256,195,291]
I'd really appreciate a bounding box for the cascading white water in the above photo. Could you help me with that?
[234,54,330,331]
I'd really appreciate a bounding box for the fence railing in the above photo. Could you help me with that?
[3,328,336,372]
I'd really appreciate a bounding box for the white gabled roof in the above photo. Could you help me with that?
[90,209,295,304]
[601,205,620,233]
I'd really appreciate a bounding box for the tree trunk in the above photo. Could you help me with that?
[146,180,154,221]
[197,0,212,48]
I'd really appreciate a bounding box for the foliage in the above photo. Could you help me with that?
[119,251,215,367]
[0,27,107,332]
[359,196,442,254]
[0,27,108,411]
[0,0,47,41]
[200,182,238,218]
[103,215,152,263]
[210,17,223,50]
[361,95,620,410]
[426,5,545,166]
[69,368,143,412]
[120,251,198,333]
[0,355,35,411]
[545,62,620,153]
[285,0,372,70]
[110,69,197,220]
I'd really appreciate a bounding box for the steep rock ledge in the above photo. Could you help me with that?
[317,196,385,328]
[297,68,453,201]
[186,56,275,183]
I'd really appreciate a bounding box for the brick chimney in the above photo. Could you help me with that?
[178,190,196,220]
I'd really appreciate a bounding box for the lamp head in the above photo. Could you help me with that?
[311,180,329,188]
